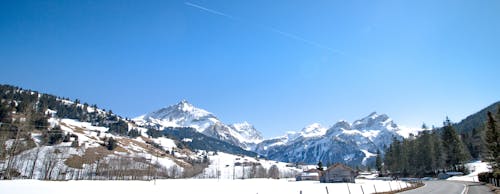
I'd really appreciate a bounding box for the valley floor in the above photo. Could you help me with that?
[0,178,413,194]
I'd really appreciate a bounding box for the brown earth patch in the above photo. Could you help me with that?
[64,146,113,169]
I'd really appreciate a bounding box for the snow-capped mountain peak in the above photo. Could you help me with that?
[174,100,212,118]
[135,100,219,130]
[135,100,264,150]
[229,122,263,144]
[300,123,327,138]
[352,112,396,132]
[145,100,214,120]
[231,121,252,129]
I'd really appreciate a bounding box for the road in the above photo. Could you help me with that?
[399,180,494,194]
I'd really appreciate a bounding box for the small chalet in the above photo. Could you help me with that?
[296,169,321,181]
[320,163,357,183]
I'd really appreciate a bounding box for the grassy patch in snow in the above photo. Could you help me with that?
[65,147,112,169]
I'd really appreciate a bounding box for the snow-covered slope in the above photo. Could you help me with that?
[134,100,263,149]
[291,123,328,139]
[135,100,217,130]
[254,112,423,166]
[6,117,198,180]
[198,152,301,179]
[229,122,264,145]
[447,161,492,182]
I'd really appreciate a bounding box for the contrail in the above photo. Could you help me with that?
[185,2,236,20]
[270,28,342,54]
[185,2,341,54]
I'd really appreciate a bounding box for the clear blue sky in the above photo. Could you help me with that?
[1,0,499,138]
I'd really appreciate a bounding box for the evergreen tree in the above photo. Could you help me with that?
[146,127,163,138]
[44,126,64,145]
[422,123,428,130]
[108,120,128,135]
[31,112,49,129]
[127,128,141,138]
[431,130,445,170]
[107,137,117,150]
[375,149,383,172]
[0,101,10,123]
[404,138,416,175]
[485,111,500,167]
[469,127,486,160]
[71,140,79,147]
[317,161,323,171]
[415,131,433,175]
[63,133,71,142]
[441,118,468,170]
[384,138,403,174]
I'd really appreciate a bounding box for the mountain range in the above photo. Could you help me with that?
[134,100,424,166]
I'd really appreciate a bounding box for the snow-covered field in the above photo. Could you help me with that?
[198,152,301,179]
[447,161,491,182]
[0,179,414,194]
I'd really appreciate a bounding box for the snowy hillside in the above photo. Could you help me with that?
[1,85,313,181]
[134,100,263,149]
[254,112,424,166]
[198,152,301,179]
[5,117,199,180]
[447,161,492,182]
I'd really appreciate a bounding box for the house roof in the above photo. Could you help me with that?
[304,168,322,173]
[324,163,355,172]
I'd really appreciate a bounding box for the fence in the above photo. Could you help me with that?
[296,180,423,194]
[488,178,499,187]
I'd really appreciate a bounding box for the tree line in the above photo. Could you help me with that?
[383,107,500,177]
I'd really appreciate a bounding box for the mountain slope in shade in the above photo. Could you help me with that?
[453,101,500,134]
[134,100,263,149]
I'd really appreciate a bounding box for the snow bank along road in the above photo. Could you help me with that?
[399,181,494,194]
[0,179,413,194]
